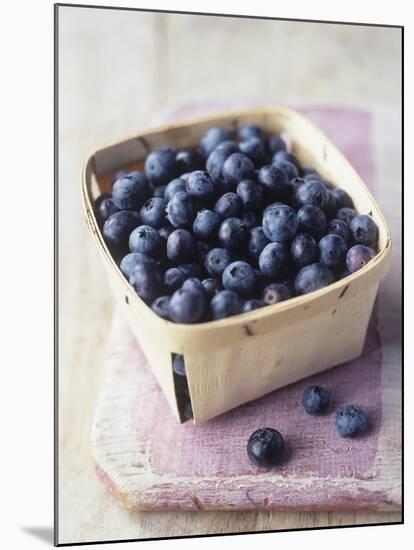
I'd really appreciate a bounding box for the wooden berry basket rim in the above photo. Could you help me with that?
[81,106,392,334]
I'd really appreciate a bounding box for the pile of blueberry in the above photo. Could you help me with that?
[95,123,379,324]
[247,385,368,468]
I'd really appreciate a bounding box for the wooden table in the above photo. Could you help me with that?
[57,6,402,544]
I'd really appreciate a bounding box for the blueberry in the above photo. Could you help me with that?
[152,185,166,198]
[258,242,289,279]
[319,234,348,269]
[336,207,357,224]
[328,218,352,244]
[294,263,335,295]
[182,277,205,294]
[350,215,378,248]
[168,288,205,324]
[164,177,186,202]
[151,295,170,320]
[111,171,151,210]
[196,240,213,263]
[257,164,290,201]
[164,267,186,292]
[262,203,298,242]
[183,399,193,420]
[210,290,243,320]
[273,151,301,171]
[178,263,203,279]
[185,170,216,201]
[202,278,222,297]
[239,138,267,166]
[240,211,259,231]
[335,404,368,437]
[139,197,166,228]
[290,233,319,268]
[119,252,154,278]
[238,124,265,142]
[273,159,299,180]
[332,188,353,209]
[222,153,256,186]
[193,209,221,241]
[262,282,292,305]
[302,385,330,415]
[94,194,119,225]
[219,217,248,250]
[215,140,240,155]
[176,149,204,173]
[325,191,338,219]
[166,191,195,228]
[129,262,162,303]
[145,147,178,187]
[302,167,319,178]
[172,354,186,376]
[338,269,352,279]
[167,229,196,263]
[296,205,327,238]
[248,226,270,263]
[296,179,329,210]
[247,428,285,468]
[103,211,139,250]
[200,127,229,157]
[222,261,256,297]
[129,225,162,257]
[206,148,231,181]
[111,168,128,186]
[267,134,286,155]
[158,224,175,240]
[214,192,243,218]
[243,299,265,312]
[322,180,335,190]
[346,244,375,273]
[236,180,263,211]
[205,248,233,277]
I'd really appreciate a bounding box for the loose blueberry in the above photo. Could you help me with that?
[239,137,267,166]
[262,282,292,305]
[200,127,229,157]
[248,226,270,263]
[119,252,154,278]
[206,148,232,181]
[111,168,128,186]
[214,192,243,219]
[236,180,263,211]
[166,191,195,228]
[129,262,163,303]
[335,404,368,437]
[319,234,348,270]
[94,195,119,225]
[178,263,203,279]
[267,134,286,155]
[168,288,205,324]
[290,233,319,268]
[328,218,352,244]
[215,140,240,155]
[346,244,375,273]
[145,147,178,187]
[172,354,186,376]
[262,203,298,242]
[164,267,186,292]
[202,278,222,297]
[296,205,327,238]
[273,150,301,171]
[350,215,378,248]
[112,171,151,210]
[273,159,299,180]
[167,229,196,263]
[332,188,353,209]
[182,277,205,294]
[257,164,290,201]
[294,263,335,295]
[218,217,249,250]
[205,247,233,277]
[295,179,329,210]
[129,225,162,257]
[336,207,357,224]
[222,153,256,186]
[238,124,265,142]
[176,149,204,173]
[164,177,186,202]
[222,261,256,297]
[302,385,330,415]
[247,428,285,468]
[185,170,216,201]
[193,209,221,241]
[151,295,170,319]
[103,211,139,251]
[158,224,175,240]
[258,242,289,279]
[140,197,167,228]
[210,290,243,320]
[243,299,265,312]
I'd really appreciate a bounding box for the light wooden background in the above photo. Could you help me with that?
[57,6,402,544]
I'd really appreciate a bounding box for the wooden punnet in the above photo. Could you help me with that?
[81,107,391,424]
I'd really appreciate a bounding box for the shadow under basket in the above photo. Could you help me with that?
[81,106,391,425]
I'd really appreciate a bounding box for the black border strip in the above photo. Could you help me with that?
[54,3,404,546]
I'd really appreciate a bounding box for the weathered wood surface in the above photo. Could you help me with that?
[58,7,401,543]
